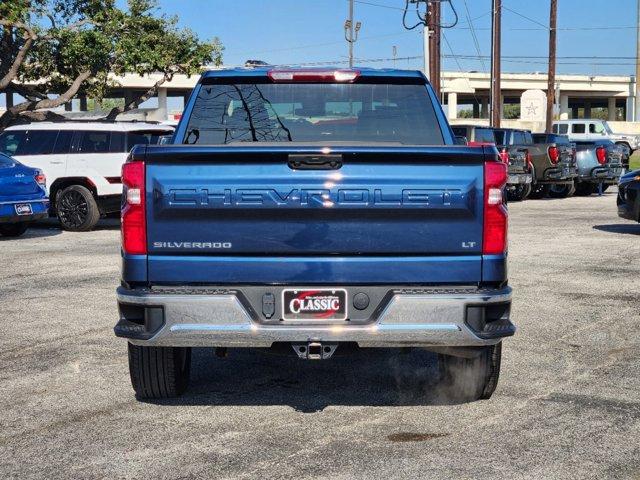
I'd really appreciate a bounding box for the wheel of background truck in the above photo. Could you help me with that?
[438,342,502,402]
[507,184,531,202]
[528,183,550,199]
[128,344,191,399]
[548,183,576,198]
[56,184,100,232]
[0,223,29,237]
[574,182,594,196]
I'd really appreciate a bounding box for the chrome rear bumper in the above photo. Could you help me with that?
[115,286,514,348]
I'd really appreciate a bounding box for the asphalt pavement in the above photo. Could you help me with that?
[1,190,639,479]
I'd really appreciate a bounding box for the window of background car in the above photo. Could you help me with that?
[572,124,586,134]
[523,132,534,145]
[127,131,171,150]
[110,132,126,153]
[475,128,496,143]
[52,131,73,154]
[589,123,605,134]
[513,131,526,144]
[493,129,506,145]
[558,124,568,134]
[0,130,57,156]
[552,125,559,133]
[183,83,444,145]
[78,131,111,153]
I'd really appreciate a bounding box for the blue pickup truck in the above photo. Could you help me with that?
[114,68,514,401]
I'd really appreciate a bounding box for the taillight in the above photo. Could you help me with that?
[526,150,533,170]
[34,171,46,188]
[596,146,607,165]
[499,148,509,164]
[121,160,146,255]
[483,160,508,255]
[268,69,360,83]
[548,146,560,164]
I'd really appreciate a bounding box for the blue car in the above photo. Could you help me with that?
[618,169,640,222]
[0,153,49,237]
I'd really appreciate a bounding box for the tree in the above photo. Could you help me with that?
[0,0,223,128]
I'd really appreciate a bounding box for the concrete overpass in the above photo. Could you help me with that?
[1,70,638,126]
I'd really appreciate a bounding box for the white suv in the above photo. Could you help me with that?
[553,119,639,153]
[0,122,173,231]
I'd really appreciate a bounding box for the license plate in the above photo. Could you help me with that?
[282,289,347,321]
[15,204,32,215]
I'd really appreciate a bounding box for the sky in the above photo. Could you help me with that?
[3,1,637,110]
[148,0,637,76]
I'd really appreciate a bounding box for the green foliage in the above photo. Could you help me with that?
[1,0,223,121]
[458,109,474,119]
[503,104,520,120]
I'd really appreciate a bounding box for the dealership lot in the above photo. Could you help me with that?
[1,192,639,479]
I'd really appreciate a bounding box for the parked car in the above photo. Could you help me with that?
[573,140,625,196]
[617,169,640,222]
[0,122,174,231]
[451,125,496,145]
[491,128,533,201]
[553,119,640,153]
[115,67,514,401]
[529,133,578,198]
[0,153,49,237]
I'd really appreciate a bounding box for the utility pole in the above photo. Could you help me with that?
[344,0,361,68]
[546,0,558,133]
[635,0,640,121]
[428,0,441,98]
[423,7,430,77]
[490,0,502,127]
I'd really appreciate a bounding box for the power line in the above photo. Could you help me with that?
[502,5,548,29]
[463,0,487,72]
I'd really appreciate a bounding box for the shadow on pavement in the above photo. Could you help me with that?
[593,224,640,235]
[148,348,469,412]
[29,217,120,232]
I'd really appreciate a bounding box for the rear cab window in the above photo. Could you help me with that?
[474,128,495,143]
[182,80,444,145]
[493,129,507,146]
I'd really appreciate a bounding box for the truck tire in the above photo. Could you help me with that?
[56,185,101,232]
[507,184,531,202]
[128,344,191,399]
[548,183,576,198]
[574,182,594,196]
[438,342,502,402]
[0,223,29,237]
[528,183,550,199]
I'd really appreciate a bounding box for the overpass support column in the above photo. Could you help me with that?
[447,92,458,120]
[481,97,489,118]
[560,94,569,120]
[627,96,635,122]
[608,97,617,121]
[584,101,592,119]
[157,87,168,121]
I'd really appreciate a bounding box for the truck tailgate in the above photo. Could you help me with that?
[144,145,487,284]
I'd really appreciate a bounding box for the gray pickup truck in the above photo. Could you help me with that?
[529,133,578,198]
[492,128,533,201]
[573,140,625,196]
